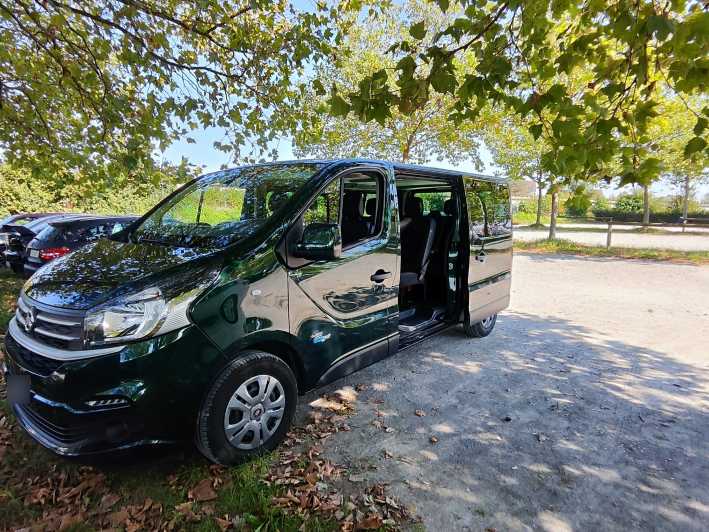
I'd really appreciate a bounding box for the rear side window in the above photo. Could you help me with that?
[479,183,511,237]
[413,191,452,215]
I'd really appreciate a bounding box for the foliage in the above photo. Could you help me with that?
[0,161,197,217]
[0,0,339,182]
[667,195,703,213]
[294,1,484,165]
[334,1,709,187]
[591,209,708,223]
[564,188,593,217]
[0,165,57,214]
[614,193,645,213]
[517,196,551,215]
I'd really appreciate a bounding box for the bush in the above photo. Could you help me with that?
[614,193,644,213]
[0,165,57,214]
[591,209,709,223]
[564,191,592,217]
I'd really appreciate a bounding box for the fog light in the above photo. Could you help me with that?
[85,397,129,408]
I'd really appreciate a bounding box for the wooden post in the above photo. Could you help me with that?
[606,219,613,249]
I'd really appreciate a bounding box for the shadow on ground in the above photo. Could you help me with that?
[303,311,709,531]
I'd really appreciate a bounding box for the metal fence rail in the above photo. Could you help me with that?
[547,216,709,248]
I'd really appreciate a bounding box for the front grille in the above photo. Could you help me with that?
[5,333,63,376]
[16,295,84,350]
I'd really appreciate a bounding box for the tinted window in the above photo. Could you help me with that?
[341,173,382,247]
[466,181,511,238]
[413,191,451,215]
[134,163,323,248]
[304,179,341,226]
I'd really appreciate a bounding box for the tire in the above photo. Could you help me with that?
[196,350,297,465]
[463,313,497,338]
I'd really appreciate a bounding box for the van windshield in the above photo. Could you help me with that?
[132,163,323,248]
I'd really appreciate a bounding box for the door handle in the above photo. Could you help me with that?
[370,270,392,283]
[475,250,487,263]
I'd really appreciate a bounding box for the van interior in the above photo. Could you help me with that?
[395,174,461,342]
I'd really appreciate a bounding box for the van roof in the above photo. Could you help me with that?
[204,159,508,184]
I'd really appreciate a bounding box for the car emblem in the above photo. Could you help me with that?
[24,306,37,333]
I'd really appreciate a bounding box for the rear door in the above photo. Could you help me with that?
[462,177,512,322]
[287,165,399,386]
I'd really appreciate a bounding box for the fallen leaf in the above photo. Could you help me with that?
[189,478,217,502]
[108,509,130,528]
[98,493,121,513]
[358,513,383,529]
[415,410,426,417]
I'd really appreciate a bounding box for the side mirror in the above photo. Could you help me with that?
[293,223,341,261]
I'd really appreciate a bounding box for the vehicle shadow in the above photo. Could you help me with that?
[303,311,709,531]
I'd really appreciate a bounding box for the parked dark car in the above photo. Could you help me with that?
[2,214,78,274]
[0,213,62,266]
[24,216,138,277]
[3,160,512,464]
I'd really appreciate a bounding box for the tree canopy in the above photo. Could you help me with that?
[332,0,708,185]
[294,0,485,166]
[0,0,338,183]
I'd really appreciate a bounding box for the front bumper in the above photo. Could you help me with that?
[4,319,224,456]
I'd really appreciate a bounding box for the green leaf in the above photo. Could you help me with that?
[684,136,707,157]
[328,93,351,117]
[435,0,450,12]
[529,124,543,140]
[409,21,426,40]
[693,117,707,136]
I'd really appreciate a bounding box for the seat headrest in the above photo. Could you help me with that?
[343,191,363,219]
[405,196,423,218]
[365,197,377,216]
[443,199,457,216]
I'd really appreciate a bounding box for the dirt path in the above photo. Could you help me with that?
[300,253,709,531]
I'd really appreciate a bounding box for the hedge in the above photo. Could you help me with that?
[591,209,709,223]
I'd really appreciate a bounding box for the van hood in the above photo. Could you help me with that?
[24,238,220,310]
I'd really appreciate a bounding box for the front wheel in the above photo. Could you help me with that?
[196,351,297,465]
[463,313,497,338]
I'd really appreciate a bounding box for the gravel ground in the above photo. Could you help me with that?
[301,253,709,531]
[514,227,709,251]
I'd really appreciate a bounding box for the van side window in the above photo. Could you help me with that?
[341,173,382,247]
[413,192,451,215]
[491,184,512,236]
[304,179,341,226]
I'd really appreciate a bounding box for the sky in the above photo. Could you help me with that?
[162,131,709,201]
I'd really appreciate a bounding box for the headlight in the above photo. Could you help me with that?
[84,268,219,347]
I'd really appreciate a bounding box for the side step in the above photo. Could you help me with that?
[398,307,446,334]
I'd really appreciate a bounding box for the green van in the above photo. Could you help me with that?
[4,160,512,464]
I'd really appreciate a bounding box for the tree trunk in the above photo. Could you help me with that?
[535,180,543,226]
[548,192,558,239]
[682,174,690,221]
[642,184,650,226]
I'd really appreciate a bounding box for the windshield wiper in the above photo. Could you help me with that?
[136,237,175,246]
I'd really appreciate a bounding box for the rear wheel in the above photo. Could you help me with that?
[463,313,497,338]
[196,351,297,465]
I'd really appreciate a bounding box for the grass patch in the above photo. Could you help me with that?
[515,239,709,265]
[0,269,23,333]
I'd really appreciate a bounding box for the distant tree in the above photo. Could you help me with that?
[294,1,484,165]
[658,98,709,221]
[484,114,564,236]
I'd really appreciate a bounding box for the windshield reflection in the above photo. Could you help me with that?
[133,163,323,248]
